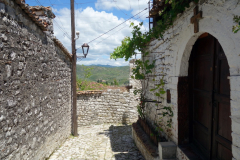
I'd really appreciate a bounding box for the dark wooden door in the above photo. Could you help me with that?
[189,34,232,160]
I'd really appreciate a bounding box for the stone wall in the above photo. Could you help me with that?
[129,59,141,90]
[77,89,138,126]
[142,0,240,159]
[77,60,140,126]
[0,1,72,160]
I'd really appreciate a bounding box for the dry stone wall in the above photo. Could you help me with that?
[77,60,141,126]
[77,89,138,126]
[0,1,72,160]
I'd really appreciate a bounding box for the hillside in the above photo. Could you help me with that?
[76,65,130,86]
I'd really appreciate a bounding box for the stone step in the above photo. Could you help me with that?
[159,141,177,160]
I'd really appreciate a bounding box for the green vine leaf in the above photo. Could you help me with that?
[165,0,170,4]
[150,88,157,91]
[233,15,240,33]
[110,0,198,131]
[160,90,166,94]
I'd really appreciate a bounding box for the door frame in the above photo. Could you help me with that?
[178,33,232,160]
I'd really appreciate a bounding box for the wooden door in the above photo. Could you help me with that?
[189,34,232,159]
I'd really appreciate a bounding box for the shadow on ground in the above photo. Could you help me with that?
[97,124,145,160]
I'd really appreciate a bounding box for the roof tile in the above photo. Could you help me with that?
[10,0,72,60]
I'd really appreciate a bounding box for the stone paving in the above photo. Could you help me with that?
[49,124,145,160]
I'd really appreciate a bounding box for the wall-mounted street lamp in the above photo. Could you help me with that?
[75,31,89,60]
[74,31,90,59]
[77,43,89,59]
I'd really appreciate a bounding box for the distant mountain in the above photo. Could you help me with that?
[88,64,127,68]
[77,65,130,86]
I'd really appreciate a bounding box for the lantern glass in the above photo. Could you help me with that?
[82,43,89,57]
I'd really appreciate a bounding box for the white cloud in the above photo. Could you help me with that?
[52,7,146,66]
[95,0,149,19]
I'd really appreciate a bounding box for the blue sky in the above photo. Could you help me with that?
[25,0,149,66]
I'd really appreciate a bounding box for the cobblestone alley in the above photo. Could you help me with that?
[49,124,145,160]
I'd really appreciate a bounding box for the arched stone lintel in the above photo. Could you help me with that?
[176,14,239,77]
[174,6,240,158]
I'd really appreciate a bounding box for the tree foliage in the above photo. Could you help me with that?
[110,0,199,62]
[110,0,239,133]
[110,0,202,130]
[77,65,93,90]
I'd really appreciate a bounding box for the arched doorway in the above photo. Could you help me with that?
[188,33,232,159]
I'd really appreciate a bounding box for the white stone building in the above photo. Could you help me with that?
[141,0,240,159]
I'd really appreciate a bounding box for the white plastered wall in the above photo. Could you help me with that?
[144,0,240,159]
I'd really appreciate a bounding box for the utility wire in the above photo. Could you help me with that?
[77,7,148,49]
[34,0,71,40]
[77,0,114,4]
[54,20,71,39]
[112,0,144,22]
[27,0,115,5]
[48,0,69,34]
[138,0,140,18]
[113,0,129,17]
[128,0,132,10]
[95,10,149,45]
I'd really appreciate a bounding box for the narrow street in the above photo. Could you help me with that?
[49,124,145,160]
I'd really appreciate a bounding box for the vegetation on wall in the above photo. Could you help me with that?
[110,0,199,134]
[110,0,239,141]
[110,0,199,61]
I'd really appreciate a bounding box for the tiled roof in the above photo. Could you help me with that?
[11,0,72,60]
[77,90,103,95]
[14,0,52,31]
[53,38,72,60]
[28,6,56,30]
[29,6,55,18]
